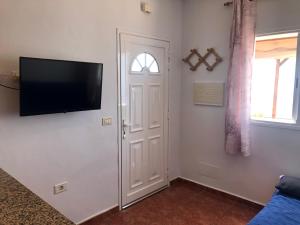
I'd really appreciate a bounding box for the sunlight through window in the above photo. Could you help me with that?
[251,33,298,123]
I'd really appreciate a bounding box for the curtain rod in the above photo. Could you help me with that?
[224,0,254,6]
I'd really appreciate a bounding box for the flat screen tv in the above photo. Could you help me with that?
[20,57,103,116]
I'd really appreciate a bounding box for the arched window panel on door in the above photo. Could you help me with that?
[131,53,160,73]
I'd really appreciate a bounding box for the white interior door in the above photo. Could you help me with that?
[120,33,169,207]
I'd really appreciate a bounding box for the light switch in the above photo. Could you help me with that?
[102,117,112,126]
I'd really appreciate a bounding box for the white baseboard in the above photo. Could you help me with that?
[179,176,265,206]
[170,176,180,182]
[76,176,264,224]
[76,204,118,225]
[75,177,179,224]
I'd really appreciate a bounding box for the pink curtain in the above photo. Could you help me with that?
[225,0,257,156]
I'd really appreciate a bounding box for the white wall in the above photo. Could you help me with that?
[181,0,300,205]
[3,0,300,222]
[0,0,182,223]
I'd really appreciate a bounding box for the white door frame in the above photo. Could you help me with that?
[116,29,170,209]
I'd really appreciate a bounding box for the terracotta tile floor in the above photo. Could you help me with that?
[83,179,263,225]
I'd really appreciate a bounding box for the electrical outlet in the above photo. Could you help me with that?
[102,117,112,126]
[54,182,68,195]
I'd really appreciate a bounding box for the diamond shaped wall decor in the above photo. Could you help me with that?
[182,48,223,72]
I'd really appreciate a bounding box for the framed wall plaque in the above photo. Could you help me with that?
[193,82,224,106]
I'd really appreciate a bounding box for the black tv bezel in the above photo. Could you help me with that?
[19,57,103,117]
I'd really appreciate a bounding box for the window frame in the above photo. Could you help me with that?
[130,52,160,75]
[251,30,300,129]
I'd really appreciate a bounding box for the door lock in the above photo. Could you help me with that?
[122,120,130,139]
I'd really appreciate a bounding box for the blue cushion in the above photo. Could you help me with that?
[248,193,300,225]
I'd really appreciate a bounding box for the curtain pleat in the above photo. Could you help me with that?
[225,0,257,156]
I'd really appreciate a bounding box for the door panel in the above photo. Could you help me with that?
[148,135,162,183]
[129,84,144,132]
[120,33,169,207]
[129,140,145,189]
[149,84,161,129]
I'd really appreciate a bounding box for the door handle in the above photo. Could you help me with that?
[122,120,130,139]
[123,122,131,128]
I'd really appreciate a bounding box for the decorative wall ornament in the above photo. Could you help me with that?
[182,48,223,72]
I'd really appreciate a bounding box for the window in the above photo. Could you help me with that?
[131,53,159,73]
[251,32,299,124]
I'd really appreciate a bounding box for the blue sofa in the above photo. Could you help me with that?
[248,191,300,225]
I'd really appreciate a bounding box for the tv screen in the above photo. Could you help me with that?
[20,57,103,116]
